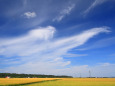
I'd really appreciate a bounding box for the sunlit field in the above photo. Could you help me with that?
[24,78,115,86]
[0,78,59,86]
[0,78,115,86]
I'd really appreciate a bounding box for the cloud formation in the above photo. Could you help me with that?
[98,63,115,66]
[83,0,108,15]
[77,36,115,51]
[24,12,36,18]
[53,4,75,21]
[2,62,115,77]
[0,26,111,76]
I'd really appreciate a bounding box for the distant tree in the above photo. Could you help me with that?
[0,73,73,78]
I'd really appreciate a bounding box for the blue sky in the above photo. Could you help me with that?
[0,0,115,77]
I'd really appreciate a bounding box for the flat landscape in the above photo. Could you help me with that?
[0,1,115,86]
[0,78,59,86]
[0,78,115,86]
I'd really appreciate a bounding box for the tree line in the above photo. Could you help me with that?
[0,73,72,78]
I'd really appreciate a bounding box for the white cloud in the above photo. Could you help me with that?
[83,0,108,15]
[2,63,115,77]
[63,53,88,57]
[98,63,112,66]
[0,26,111,76]
[53,4,75,21]
[0,26,55,57]
[77,36,115,51]
[24,12,36,18]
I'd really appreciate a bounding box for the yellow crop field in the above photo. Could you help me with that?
[0,78,115,86]
[25,78,115,86]
[0,78,59,86]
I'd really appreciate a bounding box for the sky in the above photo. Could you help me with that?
[0,0,115,77]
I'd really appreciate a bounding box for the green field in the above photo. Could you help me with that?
[24,78,115,86]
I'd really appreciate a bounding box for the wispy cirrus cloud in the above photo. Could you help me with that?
[83,0,108,15]
[63,53,88,58]
[0,26,110,76]
[53,4,75,21]
[98,63,115,66]
[77,36,115,51]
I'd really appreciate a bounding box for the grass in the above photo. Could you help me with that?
[0,78,115,86]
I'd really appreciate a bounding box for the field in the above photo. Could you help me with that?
[0,78,59,86]
[25,78,115,86]
[0,78,115,86]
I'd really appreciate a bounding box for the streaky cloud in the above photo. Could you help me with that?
[83,0,108,15]
[0,26,110,75]
[53,4,75,22]
[77,36,115,51]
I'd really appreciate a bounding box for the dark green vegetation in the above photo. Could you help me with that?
[0,73,72,78]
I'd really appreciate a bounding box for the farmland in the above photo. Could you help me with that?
[0,78,59,86]
[24,78,115,86]
[0,78,115,86]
